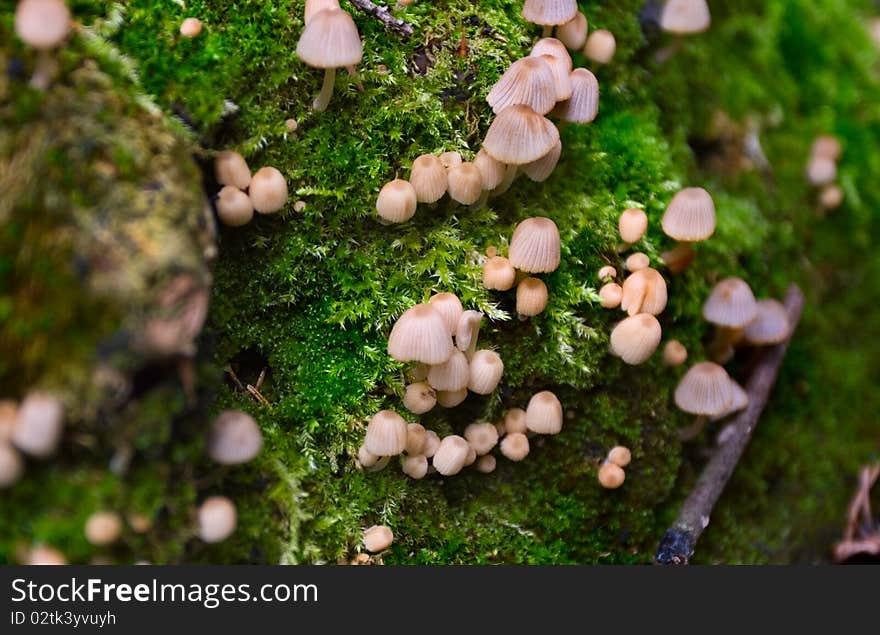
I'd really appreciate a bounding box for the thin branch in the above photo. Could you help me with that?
[348,0,414,38]
[656,284,806,565]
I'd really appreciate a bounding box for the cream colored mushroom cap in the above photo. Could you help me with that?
[11,392,64,458]
[215,151,252,190]
[661,187,716,241]
[447,162,483,205]
[516,277,549,317]
[554,68,599,123]
[85,511,123,546]
[610,314,662,365]
[509,216,561,272]
[526,390,563,434]
[387,304,453,364]
[364,410,408,456]
[473,149,507,190]
[304,0,341,25]
[598,462,625,489]
[619,208,648,243]
[15,0,71,50]
[483,105,560,165]
[296,8,363,68]
[530,38,573,71]
[504,408,528,434]
[620,268,668,316]
[538,54,573,101]
[464,422,499,455]
[207,410,263,465]
[522,0,578,26]
[402,382,437,415]
[468,350,505,395]
[500,432,530,461]
[216,186,254,227]
[487,56,557,115]
[702,277,758,328]
[660,0,711,35]
[483,256,517,291]
[249,167,288,214]
[198,496,238,543]
[376,179,417,223]
[410,154,447,203]
[557,11,588,50]
[428,292,463,334]
[363,525,394,552]
[427,349,470,391]
[743,299,790,345]
[674,361,736,416]
[432,435,470,475]
[584,29,616,64]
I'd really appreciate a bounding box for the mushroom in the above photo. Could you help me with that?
[0,400,16,441]
[530,38,573,70]
[625,252,650,272]
[15,0,71,49]
[710,379,749,421]
[819,184,844,211]
[598,462,625,489]
[557,11,588,50]
[475,454,497,473]
[296,8,363,112]
[661,243,696,275]
[482,256,517,291]
[304,0,341,24]
[522,0,578,37]
[447,162,484,205]
[198,496,237,543]
[502,408,527,435]
[387,304,454,364]
[619,208,648,244]
[584,30,616,64]
[357,444,380,469]
[606,446,632,468]
[487,57,557,115]
[409,154,447,204]
[536,54,573,101]
[376,179,417,223]
[620,268,667,316]
[427,292,463,334]
[508,217,561,273]
[811,135,842,162]
[404,423,426,455]
[364,410,408,456]
[522,140,562,182]
[525,390,563,434]
[11,392,64,458]
[610,314,662,365]
[402,382,437,414]
[0,443,24,488]
[432,435,470,475]
[662,339,688,366]
[249,167,288,214]
[402,454,428,479]
[598,265,617,281]
[661,187,716,244]
[85,511,123,547]
[806,156,836,186]
[363,525,394,553]
[599,283,622,309]
[216,186,254,227]
[464,422,499,455]
[422,430,441,458]
[206,410,263,465]
[439,151,463,169]
[516,277,549,317]
[482,105,560,190]
[180,17,203,38]
[702,277,758,362]
[500,432,530,461]
[427,349,470,392]
[659,0,711,35]
[743,299,790,345]
[127,513,152,534]
[26,544,67,565]
[473,148,507,191]
[455,310,483,358]
[436,388,468,408]
[553,68,599,124]
[674,362,736,438]
[215,151,252,190]
[468,350,504,395]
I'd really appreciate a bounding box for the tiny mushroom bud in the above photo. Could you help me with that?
[464,422,499,455]
[364,410,408,456]
[660,0,711,35]
[207,410,263,465]
[504,408,529,435]
[215,151,251,190]
[584,29,616,64]
[447,162,484,205]
[487,56,557,115]
[598,462,625,489]
[743,299,790,345]
[517,277,549,317]
[427,349,470,391]
[619,208,648,244]
[0,443,24,488]
[674,362,736,416]
[509,217,561,273]
[432,435,471,475]
[599,283,622,308]
[806,156,837,186]
[522,0,578,35]
[663,339,688,366]
[526,390,563,434]
[15,0,71,50]
[468,350,504,395]
[12,392,64,458]
[557,11,588,50]
[358,444,380,468]
[422,430,441,458]
[436,388,468,408]
[598,265,617,281]
[819,184,844,210]
[610,314,662,365]
[127,513,152,534]
[625,252,650,272]
[376,179,417,223]
[661,187,716,242]
[428,292,463,334]
[180,17,203,38]
[85,511,123,546]
[404,423,427,455]
[474,148,507,190]
[363,525,394,553]
[475,454,497,473]
[402,454,428,479]
[198,496,238,543]
[620,268,667,316]
[410,154,447,203]
[522,140,562,182]
[26,544,67,565]
[296,8,363,112]
[403,382,437,415]
[439,151,463,169]
[216,186,254,227]
[387,304,454,364]
[293,200,307,212]
[606,446,632,468]
[483,256,517,291]
[500,432,530,461]
[249,167,288,214]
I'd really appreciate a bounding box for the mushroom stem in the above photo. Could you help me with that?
[29,51,56,91]
[709,327,744,363]
[662,242,695,275]
[678,415,708,441]
[491,164,519,197]
[654,37,684,64]
[470,189,490,211]
[542,25,553,37]
[346,65,365,91]
[313,67,337,112]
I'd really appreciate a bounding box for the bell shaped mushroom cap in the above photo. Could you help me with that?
[474,148,507,190]
[427,349,470,391]
[660,0,711,35]
[376,179,417,223]
[455,310,483,355]
[599,282,622,309]
[702,277,758,328]
[15,0,71,50]
[402,382,436,415]
[526,390,563,434]
[305,0,340,24]
[811,135,842,161]
[598,265,617,281]
[584,29,616,64]
[610,314,662,365]
[554,68,599,123]
[487,57,557,115]
[85,511,123,546]
[468,349,505,395]
[806,156,836,186]
[743,299,790,345]
[530,38,573,71]
[215,151,251,190]
[504,408,528,434]
[500,432,530,461]
[428,292,463,334]
[619,208,648,243]
[410,154,447,203]
[439,151,463,169]
[447,162,484,205]
[711,380,749,421]
[663,339,688,366]
[404,423,427,455]
[402,454,428,479]
[483,256,517,291]
[198,496,237,543]
[475,454,497,473]
[422,430,441,458]
[661,187,716,241]
[509,217,561,272]
[598,462,625,488]
[363,525,394,552]
[357,444,380,468]
[436,388,467,408]
[620,268,667,316]
[522,0,578,26]
[557,12,588,50]
[516,277,549,317]
[216,186,254,227]
[432,435,470,475]
[180,18,203,38]
[674,361,736,416]
[483,105,560,165]
[607,446,632,468]
[538,54,573,101]
[464,422,499,455]
[522,139,562,182]
[12,392,63,458]
[364,410,408,456]
[207,410,263,465]
[249,167,288,214]
[625,252,650,272]
[296,8,363,68]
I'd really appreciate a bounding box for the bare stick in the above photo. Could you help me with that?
[349,0,414,38]
[656,284,805,565]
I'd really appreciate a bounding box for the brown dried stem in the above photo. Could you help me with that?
[349,0,414,38]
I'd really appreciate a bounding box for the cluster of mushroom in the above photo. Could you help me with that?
[13,0,72,90]
[482,217,561,318]
[522,1,616,65]
[0,392,65,490]
[806,135,845,212]
[598,446,632,489]
[214,151,289,227]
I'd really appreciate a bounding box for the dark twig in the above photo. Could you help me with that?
[348,0,414,38]
[656,284,805,565]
